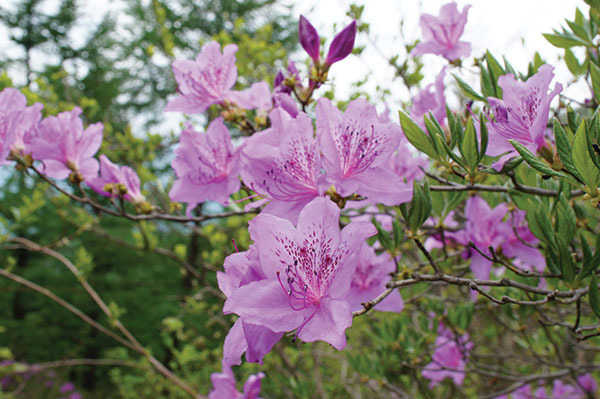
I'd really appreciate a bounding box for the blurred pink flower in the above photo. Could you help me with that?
[88,155,145,204]
[411,2,471,61]
[166,41,238,114]
[422,323,472,388]
[0,88,43,164]
[410,67,447,129]
[209,366,264,399]
[30,107,102,182]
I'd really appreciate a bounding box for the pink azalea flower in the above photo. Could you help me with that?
[217,246,283,366]
[486,64,562,170]
[552,380,579,398]
[0,88,43,164]
[502,210,545,274]
[166,41,238,114]
[298,16,357,67]
[387,139,429,183]
[208,366,264,399]
[59,382,75,393]
[410,67,447,129]
[451,196,512,280]
[575,373,598,397]
[346,243,403,313]
[241,108,326,224]
[30,107,103,182]
[169,117,241,214]
[494,384,546,399]
[223,197,376,350]
[316,97,412,205]
[87,155,145,204]
[299,15,320,62]
[422,323,471,388]
[227,81,272,114]
[411,2,471,61]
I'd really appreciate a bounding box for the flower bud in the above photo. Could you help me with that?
[325,20,357,66]
[299,15,320,62]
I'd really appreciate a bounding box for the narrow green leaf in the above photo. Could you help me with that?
[558,237,576,282]
[572,120,600,188]
[543,32,589,48]
[565,48,585,76]
[399,111,439,160]
[590,62,600,103]
[589,275,600,319]
[509,140,568,179]
[479,66,496,98]
[478,114,488,163]
[453,74,486,102]
[485,51,506,98]
[554,118,583,181]
[580,246,600,279]
[459,118,479,170]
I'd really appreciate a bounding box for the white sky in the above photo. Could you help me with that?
[0,0,591,130]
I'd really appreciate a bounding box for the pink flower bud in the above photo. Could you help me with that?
[299,15,320,62]
[325,20,357,66]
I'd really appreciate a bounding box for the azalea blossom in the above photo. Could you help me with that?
[223,197,376,350]
[422,323,472,388]
[166,41,238,114]
[346,243,403,313]
[486,64,562,169]
[30,107,103,182]
[494,384,546,399]
[169,117,241,214]
[316,97,412,205]
[0,88,43,164]
[217,245,283,366]
[227,81,272,114]
[208,366,264,399]
[87,155,146,204]
[241,108,326,224]
[411,2,471,61]
[410,67,447,129]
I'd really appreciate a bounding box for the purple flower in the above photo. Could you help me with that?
[241,109,326,224]
[299,15,320,62]
[575,374,598,396]
[494,384,547,399]
[411,2,471,61]
[422,323,471,388]
[325,20,357,66]
[316,97,412,205]
[227,81,272,114]
[223,197,376,350]
[218,245,283,366]
[410,67,447,129]
[30,107,102,182]
[88,155,145,204]
[346,243,403,313]
[450,196,512,280]
[208,367,264,399]
[387,139,429,183]
[169,117,241,214]
[0,88,43,164]
[166,41,238,114]
[60,382,75,393]
[486,64,563,170]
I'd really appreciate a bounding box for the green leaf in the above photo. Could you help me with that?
[373,217,393,251]
[478,114,488,163]
[485,51,506,98]
[408,182,432,232]
[580,244,600,279]
[572,120,600,188]
[589,275,600,320]
[543,32,589,48]
[554,118,583,181]
[554,193,576,245]
[534,208,557,250]
[509,140,569,179]
[399,111,439,160]
[459,118,479,170]
[557,237,576,282]
[479,66,496,98]
[590,62,600,103]
[453,74,486,102]
[545,249,561,275]
[565,48,585,76]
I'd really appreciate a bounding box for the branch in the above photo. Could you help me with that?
[6,237,203,399]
